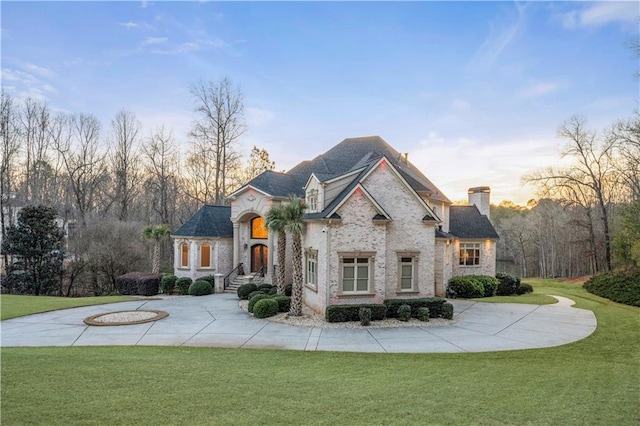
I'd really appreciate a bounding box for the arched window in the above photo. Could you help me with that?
[200,243,211,268]
[251,217,268,239]
[180,243,189,268]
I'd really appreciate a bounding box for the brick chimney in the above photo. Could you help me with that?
[468,186,490,218]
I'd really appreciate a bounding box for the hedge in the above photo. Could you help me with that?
[115,272,161,296]
[237,283,258,300]
[496,272,521,296]
[248,294,272,313]
[160,274,177,295]
[447,276,484,298]
[384,298,447,318]
[189,280,212,296]
[583,269,640,307]
[175,277,192,295]
[325,304,387,323]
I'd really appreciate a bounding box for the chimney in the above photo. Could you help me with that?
[468,186,491,218]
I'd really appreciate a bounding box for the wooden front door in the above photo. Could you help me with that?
[251,244,268,275]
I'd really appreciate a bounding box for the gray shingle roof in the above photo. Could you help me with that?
[449,206,499,239]
[243,170,303,198]
[172,205,233,238]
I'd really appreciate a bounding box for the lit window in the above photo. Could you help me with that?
[460,243,480,266]
[200,243,211,268]
[306,251,317,288]
[341,257,371,293]
[181,243,189,268]
[251,217,268,239]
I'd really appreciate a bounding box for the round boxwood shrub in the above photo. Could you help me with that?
[447,276,484,298]
[253,298,279,318]
[496,272,521,296]
[398,304,411,321]
[160,274,177,295]
[247,290,266,300]
[273,295,291,312]
[517,283,534,295]
[237,283,258,300]
[248,294,272,313]
[257,284,273,292]
[175,277,192,295]
[268,287,278,295]
[359,307,372,326]
[417,307,430,322]
[189,280,212,296]
[442,302,454,319]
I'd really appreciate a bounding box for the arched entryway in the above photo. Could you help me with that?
[251,244,268,275]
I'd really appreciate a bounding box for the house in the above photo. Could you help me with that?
[172,136,499,313]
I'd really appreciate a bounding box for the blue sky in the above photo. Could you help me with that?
[2,1,638,204]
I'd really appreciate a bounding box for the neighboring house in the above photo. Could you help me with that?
[173,136,499,313]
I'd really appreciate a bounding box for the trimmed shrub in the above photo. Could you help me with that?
[398,304,412,321]
[189,280,212,296]
[326,304,387,323]
[517,283,534,295]
[199,275,216,287]
[359,307,372,326]
[257,284,273,292]
[237,283,258,300]
[253,298,279,318]
[284,283,292,297]
[175,277,192,295]
[247,290,266,300]
[441,302,454,319]
[469,275,499,297]
[447,276,484,298]
[268,287,278,295]
[160,274,177,295]
[137,273,161,296]
[584,270,640,307]
[273,295,291,312]
[417,307,430,322]
[115,272,160,296]
[496,272,521,296]
[384,298,446,318]
[248,294,272,313]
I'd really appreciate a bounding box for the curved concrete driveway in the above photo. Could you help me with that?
[1,293,597,353]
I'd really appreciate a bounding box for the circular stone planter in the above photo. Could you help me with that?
[83,310,168,326]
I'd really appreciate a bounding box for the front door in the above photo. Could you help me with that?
[251,244,268,275]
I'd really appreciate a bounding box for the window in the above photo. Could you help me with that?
[460,243,480,266]
[339,253,374,294]
[180,243,189,268]
[306,251,317,289]
[400,257,414,290]
[307,189,318,212]
[200,243,211,268]
[251,217,268,239]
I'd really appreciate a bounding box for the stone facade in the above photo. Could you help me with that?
[174,237,233,281]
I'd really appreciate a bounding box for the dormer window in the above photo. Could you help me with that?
[307,189,318,212]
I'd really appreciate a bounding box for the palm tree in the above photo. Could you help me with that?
[141,224,171,273]
[282,196,306,316]
[265,204,287,295]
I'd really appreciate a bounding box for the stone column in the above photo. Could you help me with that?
[213,273,225,293]
[267,231,274,284]
[232,222,240,271]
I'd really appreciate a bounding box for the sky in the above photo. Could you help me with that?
[2,1,638,205]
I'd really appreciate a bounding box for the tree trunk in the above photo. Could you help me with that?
[276,231,286,294]
[153,242,160,274]
[289,233,303,316]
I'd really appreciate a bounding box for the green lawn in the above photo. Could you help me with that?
[0,294,137,321]
[2,279,639,425]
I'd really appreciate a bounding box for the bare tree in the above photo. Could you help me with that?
[612,113,640,200]
[189,78,245,204]
[524,116,619,271]
[142,126,180,224]
[229,145,276,191]
[109,110,142,221]
[19,98,52,204]
[52,113,108,226]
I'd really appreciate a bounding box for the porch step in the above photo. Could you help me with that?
[224,275,266,293]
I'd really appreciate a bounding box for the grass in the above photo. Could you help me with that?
[0,294,137,321]
[2,279,639,425]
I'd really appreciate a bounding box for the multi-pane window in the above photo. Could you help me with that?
[460,243,480,266]
[251,217,268,239]
[180,243,189,268]
[400,257,414,290]
[306,251,317,288]
[307,190,318,212]
[200,243,211,268]
[342,257,370,293]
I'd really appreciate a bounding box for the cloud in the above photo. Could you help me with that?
[119,21,154,30]
[150,38,227,55]
[143,37,168,45]
[520,82,561,98]
[451,99,471,112]
[24,63,56,78]
[560,2,639,29]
